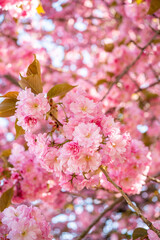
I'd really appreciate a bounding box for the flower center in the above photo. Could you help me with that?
[85,132,91,138]
[85,155,91,161]
[33,103,38,108]
[22,231,27,236]
[81,105,87,112]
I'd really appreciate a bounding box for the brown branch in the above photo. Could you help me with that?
[148,176,160,184]
[51,115,63,127]
[3,74,19,87]
[76,196,123,240]
[0,32,18,45]
[135,80,160,93]
[135,66,160,93]
[100,166,160,238]
[101,31,160,101]
[150,65,159,79]
[130,40,143,50]
[148,24,159,33]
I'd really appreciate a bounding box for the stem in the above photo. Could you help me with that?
[51,115,63,127]
[101,31,160,101]
[57,102,69,121]
[148,176,160,184]
[76,196,123,240]
[3,74,19,86]
[135,80,160,93]
[100,166,160,238]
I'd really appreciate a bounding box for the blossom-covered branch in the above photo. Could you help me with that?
[1,0,160,239]
[101,31,160,101]
[100,166,160,238]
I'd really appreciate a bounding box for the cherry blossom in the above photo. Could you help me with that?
[0,0,160,239]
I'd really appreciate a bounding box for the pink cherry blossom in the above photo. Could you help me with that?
[16,88,50,132]
[2,205,51,240]
[69,96,96,118]
[1,0,160,238]
[148,221,160,240]
[73,122,102,150]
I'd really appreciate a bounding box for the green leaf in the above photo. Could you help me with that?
[47,83,76,99]
[104,43,114,52]
[19,55,43,94]
[0,169,11,180]
[0,149,11,158]
[148,0,160,15]
[0,91,19,99]
[132,228,147,240]
[0,91,18,117]
[0,187,14,212]
[142,133,153,147]
[152,38,160,44]
[64,203,74,210]
[61,3,70,8]
[0,149,12,168]
[142,89,158,101]
[95,79,107,87]
[95,79,108,91]
[106,71,114,77]
[0,98,17,117]
[15,119,25,139]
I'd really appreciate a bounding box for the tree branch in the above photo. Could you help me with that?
[135,80,160,93]
[135,65,160,93]
[148,176,160,184]
[100,166,160,238]
[0,32,18,45]
[76,196,123,240]
[101,31,160,101]
[3,74,19,87]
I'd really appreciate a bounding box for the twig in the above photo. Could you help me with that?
[130,75,140,89]
[149,24,159,33]
[130,40,143,50]
[49,114,63,127]
[135,66,160,93]
[150,65,159,80]
[101,31,160,101]
[148,176,160,184]
[135,80,160,93]
[100,166,160,238]
[0,32,18,45]
[76,196,123,240]
[3,74,19,86]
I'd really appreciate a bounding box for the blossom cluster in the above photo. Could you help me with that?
[0,142,66,210]
[15,87,152,195]
[0,0,39,18]
[1,205,51,240]
[0,0,160,238]
[16,88,50,132]
[6,143,50,202]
